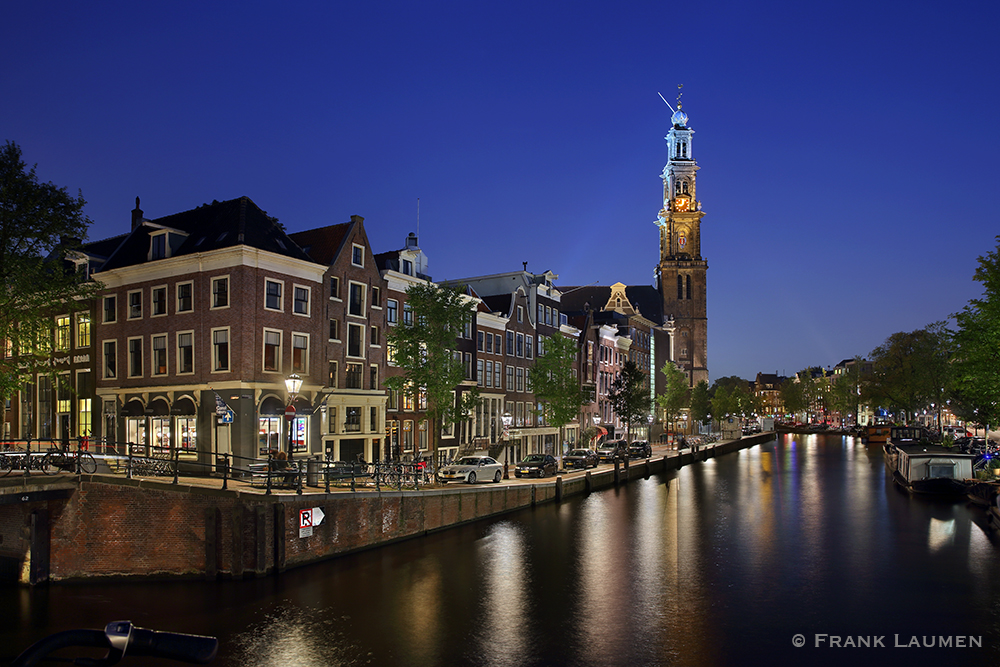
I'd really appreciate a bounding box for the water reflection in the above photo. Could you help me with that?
[230,605,365,667]
[476,522,529,666]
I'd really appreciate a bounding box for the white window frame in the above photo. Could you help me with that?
[102,339,117,380]
[127,336,143,379]
[211,275,230,310]
[351,243,365,267]
[212,327,230,373]
[292,332,309,374]
[347,281,366,318]
[346,323,365,359]
[127,290,143,321]
[103,295,117,324]
[151,334,168,376]
[176,330,195,375]
[151,285,168,317]
[264,279,284,312]
[263,328,282,373]
[292,284,311,317]
[176,281,194,313]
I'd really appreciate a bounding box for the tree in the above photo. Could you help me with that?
[689,380,711,428]
[867,325,950,423]
[384,283,479,460]
[531,332,586,431]
[0,141,102,410]
[657,361,689,437]
[607,360,651,444]
[780,375,808,421]
[829,357,866,426]
[952,236,1000,429]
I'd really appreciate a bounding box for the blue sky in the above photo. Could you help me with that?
[4,1,998,381]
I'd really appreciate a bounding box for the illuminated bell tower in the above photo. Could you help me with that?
[655,100,708,386]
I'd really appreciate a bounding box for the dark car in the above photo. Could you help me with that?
[563,448,599,470]
[596,440,627,463]
[628,440,652,459]
[514,453,558,478]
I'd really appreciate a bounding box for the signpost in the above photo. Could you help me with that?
[299,507,325,538]
[284,405,296,421]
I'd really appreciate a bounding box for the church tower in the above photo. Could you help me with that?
[655,101,708,386]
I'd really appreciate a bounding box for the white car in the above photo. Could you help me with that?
[437,456,503,484]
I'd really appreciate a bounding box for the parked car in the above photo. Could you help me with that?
[628,440,652,459]
[943,426,971,440]
[514,453,557,478]
[563,448,599,470]
[597,440,627,463]
[437,456,503,484]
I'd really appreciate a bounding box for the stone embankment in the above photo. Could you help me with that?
[0,433,773,584]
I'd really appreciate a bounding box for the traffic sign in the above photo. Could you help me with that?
[220,410,234,424]
[299,507,325,538]
[284,405,296,421]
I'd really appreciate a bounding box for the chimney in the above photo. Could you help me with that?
[406,232,418,249]
[131,197,143,230]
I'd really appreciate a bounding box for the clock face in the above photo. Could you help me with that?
[674,196,690,212]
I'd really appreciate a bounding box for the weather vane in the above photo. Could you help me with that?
[677,83,683,109]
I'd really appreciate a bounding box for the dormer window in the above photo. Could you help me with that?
[402,259,413,276]
[150,233,166,260]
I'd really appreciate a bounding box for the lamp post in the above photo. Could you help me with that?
[501,411,513,479]
[647,413,654,441]
[284,373,302,460]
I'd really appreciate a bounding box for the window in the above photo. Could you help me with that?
[464,352,472,380]
[55,316,70,351]
[263,330,281,372]
[526,369,532,392]
[292,333,308,373]
[75,312,91,348]
[103,295,117,323]
[212,329,229,371]
[686,275,692,300]
[370,325,379,346]
[387,388,398,411]
[387,299,398,324]
[370,406,378,433]
[103,341,116,379]
[293,286,310,315]
[493,363,500,388]
[329,318,339,341]
[348,283,365,317]
[212,277,228,308]
[328,407,338,434]
[485,361,493,388]
[151,234,166,260]
[177,332,193,374]
[538,303,544,325]
[128,337,143,378]
[177,282,193,312]
[485,332,493,353]
[77,371,92,437]
[516,367,524,392]
[352,244,364,267]
[517,306,523,323]
[152,335,167,375]
[403,388,415,411]
[152,287,167,315]
[464,317,472,339]
[371,286,380,307]
[347,323,364,357]
[346,363,362,389]
[127,291,142,319]
[507,331,514,356]
[402,259,413,276]
[387,340,396,365]
[265,280,282,310]
[677,276,683,300]
[477,359,484,386]
[526,336,533,359]
[370,365,378,390]
[345,406,361,432]
[516,333,524,357]
[507,365,514,391]
[329,276,340,299]
[477,331,484,351]
[494,334,502,354]
[402,303,412,325]
[327,360,338,388]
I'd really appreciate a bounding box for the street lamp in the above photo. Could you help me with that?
[501,411,513,479]
[284,373,302,460]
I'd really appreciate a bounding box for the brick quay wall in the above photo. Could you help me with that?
[1,433,772,583]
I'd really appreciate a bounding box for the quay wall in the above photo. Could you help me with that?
[1,433,772,583]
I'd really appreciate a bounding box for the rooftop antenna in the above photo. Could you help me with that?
[416,198,420,240]
[657,91,675,113]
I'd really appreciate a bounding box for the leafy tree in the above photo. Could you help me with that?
[384,283,479,460]
[780,374,808,420]
[689,380,711,427]
[711,385,734,423]
[0,141,102,411]
[951,236,1000,429]
[608,360,651,444]
[657,361,689,436]
[531,332,586,429]
[829,357,866,426]
[867,325,950,423]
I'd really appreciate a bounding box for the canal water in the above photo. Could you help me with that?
[5,433,1000,667]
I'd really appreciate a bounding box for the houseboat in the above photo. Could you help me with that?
[883,426,975,496]
[864,424,893,444]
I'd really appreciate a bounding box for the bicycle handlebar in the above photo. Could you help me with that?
[11,621,218,666]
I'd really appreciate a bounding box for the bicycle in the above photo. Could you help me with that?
[11,620,217,666]
[1,450,50,477]
[42,448,98,475]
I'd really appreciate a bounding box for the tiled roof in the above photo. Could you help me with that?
[288,222,352,265]
[98,197,314,271]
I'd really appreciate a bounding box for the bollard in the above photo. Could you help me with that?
[265,453,273,495]
[222,453,229,491]
[296,461,303,495]
[172,449,179,484]
[24,436,31,478]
